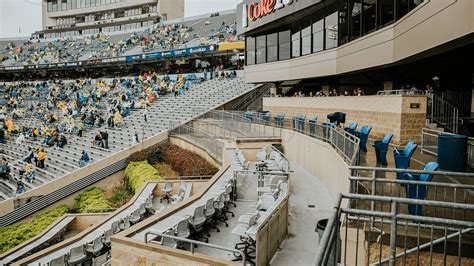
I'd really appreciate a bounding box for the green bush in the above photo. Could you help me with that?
[74,187,112,213]
[0,205,69,253]
[124,161,162,193]
[108,185,133,208]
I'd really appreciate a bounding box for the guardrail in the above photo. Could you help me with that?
[315,193,474,266]
[169,124,224,163]
[349,166,474,222]
[144,230,246,265]
[377,89,425,95]
[421,128,474,169]
[206,110,360,165]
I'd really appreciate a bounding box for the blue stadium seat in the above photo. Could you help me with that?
[355,125,372,152]
[262,112,271,125]
[274,113,285,127]
[308,116,318,136]
[372,133,393,166]
[344,122,358,135]
[400,162,439,215]
[394,141,418,179]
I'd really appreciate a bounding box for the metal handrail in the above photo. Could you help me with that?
[169,124,224,163]
[349,165,474,177]
[426,92,460,133]
[207,110,360,165]
[377,89,425,95]
[421,127,474,168]
[314,192,474,266]
[144,230,246,265]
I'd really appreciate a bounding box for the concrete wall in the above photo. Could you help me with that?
[170,136,222,168]
[263,95,427,145]
[244,0,474,83]
[279,128,350,201]
[112,239,234,265]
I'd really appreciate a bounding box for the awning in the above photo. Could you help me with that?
[217,41,245,51]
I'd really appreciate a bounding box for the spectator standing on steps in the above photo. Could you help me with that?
[143,108,149,123]
[100,131,109,149]
[37,148,46,169]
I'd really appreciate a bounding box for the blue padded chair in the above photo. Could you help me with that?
[372,133,393,166]
[400,162,439,215]
[244,111,254,122]
[293,115,306,132]
[356,126,372,152]
[308,116,318,136]
[344,122,358,135]
[262,112,271,125]
[394,141,418,179]
[322,122,334,140]
[274,113,285,127]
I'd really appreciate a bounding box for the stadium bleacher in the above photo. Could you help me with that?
[0,13,238,67]
[0,75,255,200]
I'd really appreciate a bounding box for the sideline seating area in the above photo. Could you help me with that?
[0,13,239,67]
[0,77,255,200]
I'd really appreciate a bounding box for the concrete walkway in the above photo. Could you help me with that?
[271,163,333,266]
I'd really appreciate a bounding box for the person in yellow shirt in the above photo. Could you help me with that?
[36,149,46,169]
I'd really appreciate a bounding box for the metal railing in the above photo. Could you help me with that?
[316,167,474,266]
[231,83,271,111]
[206,110,360,165]
[377,90,425,96]
[197,110,281,139]
[421,128,474,169]
[426,92,461,133]
[144,230,246,265]
[315,193,474,266]
[349,166,474,222]
[169,124,224,163]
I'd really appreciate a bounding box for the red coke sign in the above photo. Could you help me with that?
[242,0,294,28]
[248,0,276,21]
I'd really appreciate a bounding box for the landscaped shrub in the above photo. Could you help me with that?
[0,205,69,253]
[74,187,112,213]
[163,145,219,176]
[127,143,164,165]
[108,185,133,208]
[124,161,161,193]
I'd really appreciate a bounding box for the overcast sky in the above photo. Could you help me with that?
[0,0,241,39]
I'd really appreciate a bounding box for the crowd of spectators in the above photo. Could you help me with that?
[0,17,239,66]
[0,71,203,194]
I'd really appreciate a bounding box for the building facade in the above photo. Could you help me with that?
[237,0,473,85]
[39,0,184,38]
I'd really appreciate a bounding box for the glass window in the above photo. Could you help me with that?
[396,0,409,19]
[52,0,58,11]
[48,0,53,12]
[61,0,67,10]
[301,24,312,55]
[279,30,291,60]
[379,0,395,26]
[312,19,324,53]
[246,37,255,65]
[267,33,278,62]
[72,0,76,9]
[363,0,376,33]
[256,35,266,64]
[325,12,338,49]
[80,0,85,8]
[350,0,361,41]
[338,0,349,45]
[291,31,300,58]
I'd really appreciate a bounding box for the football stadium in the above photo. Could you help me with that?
[0,0,473,265]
